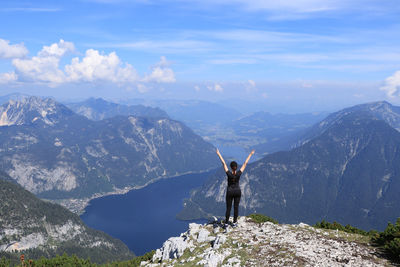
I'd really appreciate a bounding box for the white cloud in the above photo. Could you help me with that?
[245,79,257,93]
[65,49,138,83]
[380,70,400,98]
[144,67,175,83]
[188,0,390,20]
[137,83,149,93]
[157,55,169,67]
[0,72,17,83]
[221,0,340,13]
[107,40,212,54]
[39,39,75,57]
[12,40,74,84]
[143,56,176,83]
[194,85,200,91]
[0,40,175,89]
[207,83,224,92]
[0,39,28,59]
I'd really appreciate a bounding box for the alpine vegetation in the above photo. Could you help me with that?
[144,216,391,266]
[0,173,133,264]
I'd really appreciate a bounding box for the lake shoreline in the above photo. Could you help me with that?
[50,167,218,215]
[79,170,215,255]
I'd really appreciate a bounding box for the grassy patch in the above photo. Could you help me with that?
[313,220,376,237]
[322,228,371,244]
[247,214,278,224]
[172,244,209,266]
[237,248,251,265]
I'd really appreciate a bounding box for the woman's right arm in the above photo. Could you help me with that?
[240,149,255,173]
[216,148,229,172]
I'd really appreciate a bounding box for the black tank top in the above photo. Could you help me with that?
[226,170,242,190]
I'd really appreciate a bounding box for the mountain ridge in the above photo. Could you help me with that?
[66,97,169,121]
[0,173,134,264]
[0,96,218,212]
[178,103,400,231]
[295,101,400,147]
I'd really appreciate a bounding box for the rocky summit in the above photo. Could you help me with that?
[142,217,391,267]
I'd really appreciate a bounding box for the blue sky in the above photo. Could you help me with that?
[1,0,400,112]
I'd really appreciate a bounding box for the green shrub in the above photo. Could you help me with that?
[0,250,155,267]
[247,214,278,224]
[32,253,96,267]
[313,220,375,236]
[0,257,11,267]
[372,218,400,261]
[104,250,155,267]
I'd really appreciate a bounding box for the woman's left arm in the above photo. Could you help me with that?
[216,148,229,172]
[240,149,255,173]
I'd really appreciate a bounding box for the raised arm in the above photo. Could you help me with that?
[216,148,229,172]
[240,149,255,173]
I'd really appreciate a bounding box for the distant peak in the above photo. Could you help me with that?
[87,97,108,103]
[4,96,56,107]
[0,96,72,126]
[356,100,393,109]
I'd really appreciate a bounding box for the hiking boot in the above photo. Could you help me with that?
[222,220,230,228]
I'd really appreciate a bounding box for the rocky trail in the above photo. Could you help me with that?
[143,217,393,267]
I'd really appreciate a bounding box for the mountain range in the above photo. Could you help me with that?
[0,171,133,264]
[0,96,218,209]
[2,95,327,159]
[232,111,327,155]
[178,101,400,231]
[119,98,326,159]
[66,97,169,121]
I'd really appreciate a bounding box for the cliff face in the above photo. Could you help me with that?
[0,175,133,263]
[143,217,391,267]
[295,101,400,147]
[0,96,217,207]
[179,104,400,231]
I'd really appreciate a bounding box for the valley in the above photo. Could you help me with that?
[2,2,399,265]
[1,95,400,264]
[179,101,400,231]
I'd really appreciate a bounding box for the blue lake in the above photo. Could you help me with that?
[80,171,214,256]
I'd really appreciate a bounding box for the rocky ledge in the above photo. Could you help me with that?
[142,217,392,267]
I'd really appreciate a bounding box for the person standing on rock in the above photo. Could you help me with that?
[216,148,255,226]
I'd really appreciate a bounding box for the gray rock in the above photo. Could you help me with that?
[213,234,227,249]
[197,228,210,243]
[188,223,201,237]
[147,216,392,267]
[152,236,190,262]
[197,250,228,267]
